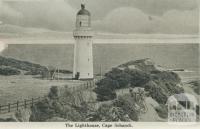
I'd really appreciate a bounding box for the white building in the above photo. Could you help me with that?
[73,4,94,80]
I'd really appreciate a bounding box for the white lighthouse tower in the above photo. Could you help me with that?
[73,4,94,80]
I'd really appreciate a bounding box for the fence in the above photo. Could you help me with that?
[0,96,47,114]
[67,80,97,92]
[0,80,99,115]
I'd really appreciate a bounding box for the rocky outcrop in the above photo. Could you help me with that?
[95,58,184,104]
[118,58,157,73]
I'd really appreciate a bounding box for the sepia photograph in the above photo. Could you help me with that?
[0,0,199,127]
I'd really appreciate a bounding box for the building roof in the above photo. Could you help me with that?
[167,93,198,106]
[77,4,91,16]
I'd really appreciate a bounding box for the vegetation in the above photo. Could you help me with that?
[82,95,139,122]
[30,86,90,121]
[0,56,72,76]
[30,85,139,122]
[94,78,117,101]
[196,105,199,116]
[0,67,21,76]
[188,80,200,95]
[48,86,59,99]
[145,81,168,104]
[95,59,184,104]
[155,104,168,119]
[113,95,139,121]
[94,68,150,101]
[0,56,46,75]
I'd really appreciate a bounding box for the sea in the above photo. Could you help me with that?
[2,43,199,81]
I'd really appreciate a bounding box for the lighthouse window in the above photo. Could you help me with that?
[88,73,90,76]
[88,58,90,61]
[80,22,82,27]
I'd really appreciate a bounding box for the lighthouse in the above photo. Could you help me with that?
[73,4,94,80]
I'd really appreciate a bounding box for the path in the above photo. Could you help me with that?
[139,97,167,122]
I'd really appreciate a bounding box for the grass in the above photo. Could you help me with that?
[0,74,83,105]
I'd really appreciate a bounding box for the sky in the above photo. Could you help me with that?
[0,0,199,34]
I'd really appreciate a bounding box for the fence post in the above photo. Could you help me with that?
[24,99,27,109]
[85,83,87,89]
[32,98,34,107]
[73,87,75,92]
[8,103,10,112]
[17,101,19,111]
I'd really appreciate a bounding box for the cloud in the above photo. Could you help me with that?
[94,7,199,34]
[94,8,150,33]
[69,0,198,17]
[0,0,199,34]
[0,0,77,31]
[0,0,24,25]
[160,9,199,34]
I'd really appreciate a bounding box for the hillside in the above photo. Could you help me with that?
[0,56,47,75]
[0,56,71,76]
[95,58,184,104]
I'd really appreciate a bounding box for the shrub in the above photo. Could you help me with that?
[48,86,59,99]
[30,100,55,121]
[95,103,132,122]
[0,67,20,76]
[125,69,150,87]
[92,95,139,122]
[188,80,200,95]
[113,96,139,121]
[151,71,181,84]
[155,104,168,119]
[145,81,168,104]
[94,86,117,101]
[95,68,150,101]
[196,105,199,115]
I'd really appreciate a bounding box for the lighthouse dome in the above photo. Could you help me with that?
[77,4,91,16]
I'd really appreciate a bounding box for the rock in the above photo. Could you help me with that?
[118,58,157,72]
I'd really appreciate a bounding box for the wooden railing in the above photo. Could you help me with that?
[0,79,100,114]
[0,96,47,114]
